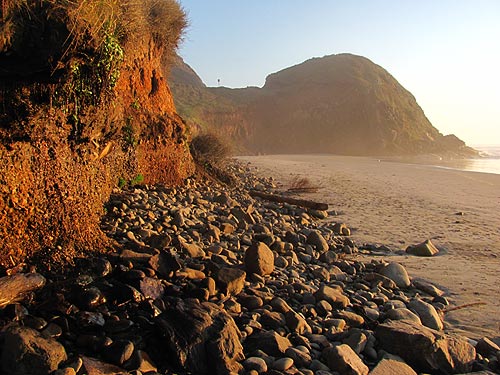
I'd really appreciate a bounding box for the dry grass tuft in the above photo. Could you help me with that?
[190,132,232,167]
[287,176,321,193]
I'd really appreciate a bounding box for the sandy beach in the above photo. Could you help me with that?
[239,154,500,339]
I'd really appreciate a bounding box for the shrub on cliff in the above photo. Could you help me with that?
[190,133,232,167]
[190,132,235,184]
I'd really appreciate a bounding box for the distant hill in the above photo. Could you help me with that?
[169,54,477,156]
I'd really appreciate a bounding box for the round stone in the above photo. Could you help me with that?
[244,357,268,373]
[272,357,294,371]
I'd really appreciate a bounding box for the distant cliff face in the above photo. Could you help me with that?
[170,54,476,156]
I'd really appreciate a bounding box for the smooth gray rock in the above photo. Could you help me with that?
[379,262,411,288]
[408,298,443,330]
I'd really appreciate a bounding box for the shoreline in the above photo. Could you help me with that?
[239,154,500,338]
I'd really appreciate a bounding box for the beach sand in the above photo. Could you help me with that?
[239,154,500,339]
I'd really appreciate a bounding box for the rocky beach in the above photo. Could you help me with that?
[239,154,500,340]
[0,161,498,374]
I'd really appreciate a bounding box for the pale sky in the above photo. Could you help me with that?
[178,0,500,146]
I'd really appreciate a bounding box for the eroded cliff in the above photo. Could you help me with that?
[0,0,193,268]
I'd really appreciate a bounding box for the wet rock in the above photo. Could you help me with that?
[216,267,246,295]
[22,315,47,330]
[244,242,275,276]
[155,299,243,374]
[322,344,369,375]
[54,368,76,375]
[376,319,475,373]
[379,262,410,288]
[41,322,63,338]
[77,287,106,310]
[369,358,417,375]
[76,311,106,329]
[103,340,134,366]
[406,239,439,257]
[1,324,67,375]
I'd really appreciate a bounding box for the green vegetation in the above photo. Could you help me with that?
[118,177,127,188]
[122,116,138,149]
[130,174,144,185]
[118,174,144,188]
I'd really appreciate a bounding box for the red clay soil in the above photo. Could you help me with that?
[0,12,194,270]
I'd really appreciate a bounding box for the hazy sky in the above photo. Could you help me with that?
[178,0,500,146]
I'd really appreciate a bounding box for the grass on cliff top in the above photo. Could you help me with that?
[1,0,186,75]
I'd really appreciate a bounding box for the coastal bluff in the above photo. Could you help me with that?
[0,1,193,267]
[170,53,477,157]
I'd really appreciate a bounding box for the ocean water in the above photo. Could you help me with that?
[434,145,500,175]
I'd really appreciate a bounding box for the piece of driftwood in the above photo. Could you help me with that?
[443,302,487,314]
[249,190,328,211]
[0,273,46,308]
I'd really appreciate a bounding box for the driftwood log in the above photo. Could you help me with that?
[0,273,46,308]
[249,190,329,211]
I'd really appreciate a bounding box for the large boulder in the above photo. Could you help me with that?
[376,320,475,373]
[244,242,275,276]
[0,324,67,375]
[154,299,244,374]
